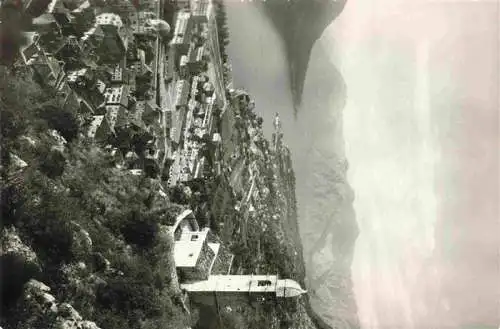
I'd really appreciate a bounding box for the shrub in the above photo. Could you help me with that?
[1,185,24,227]
[30,215,74,264]
[219,311,246,329]
[169,185,190,204]
[120,210,159,249]
[144,159,160,178]
[39,149,66,179]
[0,253,41,313]
[0,103,28,146]
[94,250,183,329]
[37,104,79,143]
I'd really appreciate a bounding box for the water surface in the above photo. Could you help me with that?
[224,0,500,328]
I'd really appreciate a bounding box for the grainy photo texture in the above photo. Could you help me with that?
[0,0,498,329]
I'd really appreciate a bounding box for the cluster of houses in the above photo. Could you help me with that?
[17,0,174,176]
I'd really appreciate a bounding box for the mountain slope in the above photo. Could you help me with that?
[260,0,347,113]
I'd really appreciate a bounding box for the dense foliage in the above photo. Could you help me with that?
[0,67,188,329]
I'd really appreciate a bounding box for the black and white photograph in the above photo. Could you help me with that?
[0,0,498,328]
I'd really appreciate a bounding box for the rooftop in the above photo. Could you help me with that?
[181,275,307,298]
[174,228,210,267]
[96,13,123,28]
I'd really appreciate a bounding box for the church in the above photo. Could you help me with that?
[167,209,307,309]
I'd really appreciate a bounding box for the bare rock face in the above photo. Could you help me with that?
[261,0,347,112]
[69,221,93,255]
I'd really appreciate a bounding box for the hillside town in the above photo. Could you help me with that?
[16,0,223,182]
[0,0,316,328]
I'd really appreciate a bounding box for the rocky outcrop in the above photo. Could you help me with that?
[261,0,347,112]
[10,279,101,329]
[69,221,93,255]
[1,227,42,313]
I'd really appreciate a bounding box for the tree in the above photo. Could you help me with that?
[218,310,246,329]
[0,66,46,155]
[121,209,159,248]
[256,117,263,128]
[37,104,79,142]
[169,184,190,204]
[132,132,152,156]
[39,149,66,179]
[0,4,25,64]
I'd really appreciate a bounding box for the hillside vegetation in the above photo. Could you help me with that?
[1,66,189,329]
[1,0,329,327]
[1,65,319,329]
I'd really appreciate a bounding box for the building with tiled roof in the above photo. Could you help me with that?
[31,13,61,34]
[169,11,193,55]
[81,14,126,64]
[174,228,218,281]
[19,33,41,64]
[129,11,158,37]
[87,115,114,143]
[54,36,82,64]
[174,79,190,110]
[104,85,129,107]
[103,85,130,126]
[28,53,64,88]
[110,61,126,84]
[67,68,105,109]
[105,106,128,131]
[191,0,211,23]
[187,45,206,74]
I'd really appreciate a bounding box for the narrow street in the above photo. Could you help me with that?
[206,10,228,114]
[158,43,176,164]
[155,0,176,167]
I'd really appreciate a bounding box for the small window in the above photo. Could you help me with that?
[258,280,272,287]
[191,235,199,241]
[188,253,194,257]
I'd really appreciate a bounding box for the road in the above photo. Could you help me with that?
[154,0,177,169]
[153,0,230,179]
[206,5,228,114]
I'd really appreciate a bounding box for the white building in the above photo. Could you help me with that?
[95,13,123,29]
[170,209,200,238]
[168,209,307,310]
[169,11,193,54]
[181,275,307,308]
[190,0,211,23]
[174,228,220,281]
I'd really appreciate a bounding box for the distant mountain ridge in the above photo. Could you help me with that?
[288,38,359,329]
[260,0,347,114]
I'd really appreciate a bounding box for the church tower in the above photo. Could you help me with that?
[169,209,307,310]
[181,274,307,308]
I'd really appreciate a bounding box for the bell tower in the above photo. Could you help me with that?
[181,274,307,308]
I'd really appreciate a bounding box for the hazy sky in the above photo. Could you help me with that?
[223,0,499,327]
[329,0,500,327]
